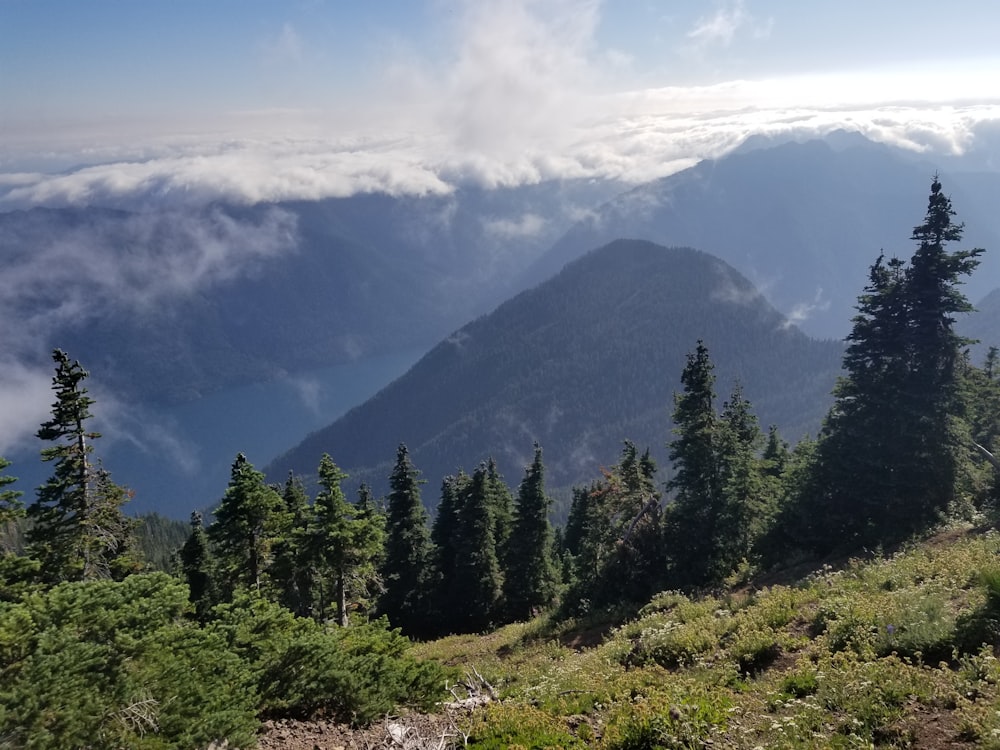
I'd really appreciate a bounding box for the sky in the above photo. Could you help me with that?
[2,0,1000,208]
[2,0,1000,464]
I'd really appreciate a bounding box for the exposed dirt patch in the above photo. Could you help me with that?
[881,703,976,749]
[559,620,615,651]
[256,713,463,750]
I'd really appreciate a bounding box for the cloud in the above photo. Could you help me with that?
[0,206,298,451]
[482,212,547,239]
[0,0,999,209]
[783,288,832,329]
[686,1,752,48]
[0,361,53,456]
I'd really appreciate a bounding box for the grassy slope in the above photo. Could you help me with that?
[411,525,1000,749]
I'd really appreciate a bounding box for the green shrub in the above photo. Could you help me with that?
[465,703,585,749]
[0,573,258,749]
[258,621,451,725]
[607,694,730,750]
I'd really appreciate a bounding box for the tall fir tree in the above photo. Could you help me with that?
[379,444,432,634]
[664,341,722,588]
[503,444,558,621]
[0,457,23,553]
[27,350,134,582]
[268,472,314,617]
[307,454,384,626]
[208,453,285,593]
[180,511,218,620]
[350,482,386,619]
[901,177,983,525]
[451,462,504,632]
[805,178,983,549]
[430,471,470,621]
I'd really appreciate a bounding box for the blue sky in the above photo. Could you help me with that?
[1,0,1000,204]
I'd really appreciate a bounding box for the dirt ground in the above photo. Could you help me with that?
[256,712,465,750]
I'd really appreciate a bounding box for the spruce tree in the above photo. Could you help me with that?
[901,177,983,525]
[349,482,386,619]
[180,511,218,620]
[208,453,284,593]
[379,444,432,634]
[451,463,504,632]
[0,457,23,551]
[268,472,314,617]
[806,178,983,549]
[664,341,722,588]
[307,454,384,626]
[27,349,134,582]
[430,471,470,621]
[503,445,558,621]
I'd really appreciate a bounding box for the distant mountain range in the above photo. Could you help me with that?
[526,136,1000,341]
[7,131,998,518]
[268,240,846,509]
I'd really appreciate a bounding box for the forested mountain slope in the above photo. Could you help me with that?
[269,239,844,503]
[527,138,1000,341]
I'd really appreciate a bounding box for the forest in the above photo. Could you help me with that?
[1,177,1000,748]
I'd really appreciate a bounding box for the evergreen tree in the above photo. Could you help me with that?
[716,383,769,569]
[664,341,722,588]
[504,445,558,621]
[0,457,23,552]
[901,177,984,524]
[561,442,661,612]
[451,463,504,632]
[379,444,432,634]
[27,349,133,582]
[307,454,384,626]
[180,511,218,620]
[350,482,386,619]
[430,471,470,621]
[268,472,314,617]
[86,464,141,580]
[208,453,284,593]
[805,178,983,549]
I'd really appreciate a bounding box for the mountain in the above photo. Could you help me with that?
[4,179,621,405]
[268,240,844,507]
[962,288,1000,362]
[525,138,1000,341]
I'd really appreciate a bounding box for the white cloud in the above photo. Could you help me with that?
[482,212,547,239]
[687,0,751,48]
[0,361,53,456]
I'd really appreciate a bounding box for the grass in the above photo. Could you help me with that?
[410,525,1000,748]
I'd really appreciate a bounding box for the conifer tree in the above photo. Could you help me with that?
[379,444,432,633]
[180,511,218,620]
[307,454,384,626]
[0,457,23,550]
[901,177,983,524]
[430,471,470,620]
[451,463,504,632]
[664,341,722,588]
[86,464,141,580]
[504,445,558,621]
[268,472,314,617]
[27,349,134,582]
[208,453,284,593]
[350,482,386,618]
[805,178,983,549]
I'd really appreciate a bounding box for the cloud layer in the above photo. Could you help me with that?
[3,0,999,211]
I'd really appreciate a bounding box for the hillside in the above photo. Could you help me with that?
[269,239,843,503]
[527,138,1000,341]
[257,525,1000,749]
